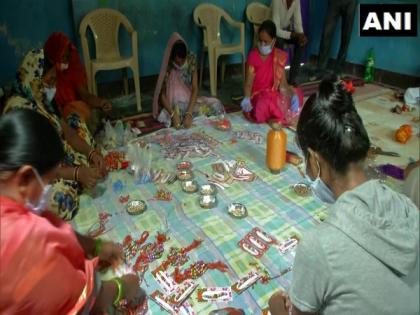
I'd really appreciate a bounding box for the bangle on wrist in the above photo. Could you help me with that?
[73,166,80,182]
[185,111,193,118]
[111,277,124,306]
[88,149,97,162]
[94,238,103,256]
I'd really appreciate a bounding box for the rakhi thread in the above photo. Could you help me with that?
[173,260,228,284]
[158,239,203,272]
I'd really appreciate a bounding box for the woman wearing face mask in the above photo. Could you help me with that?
[153,32,225,129]
[0,109,143,314]
[4,48,107,220]
[44,32,112,132]
[268,78,419,315]
[242,20,303,125]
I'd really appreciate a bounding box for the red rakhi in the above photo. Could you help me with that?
[133,233,169,272]
[122,231,150,261]
[173,260,228,284]
[150,188,172,202]
[158,239,203,272]
[104,151,129,171]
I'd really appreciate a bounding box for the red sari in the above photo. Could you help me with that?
[44,32,91,121]
[0,196,98,314]
[246,47,303,124]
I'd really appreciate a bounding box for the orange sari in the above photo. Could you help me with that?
[0,196,98,314]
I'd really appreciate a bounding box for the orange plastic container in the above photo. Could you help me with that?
[266,123,287,174]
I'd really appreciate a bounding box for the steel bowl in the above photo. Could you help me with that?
[177,161,192,171]
[177,169,194,181]
[181,180,199,193]
[199,194,217,209]
[227,203,248,219]
[126,200,147,215]
[293,182,311,197]
[199,183,217,196]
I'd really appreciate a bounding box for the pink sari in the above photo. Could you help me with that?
[246,47,303,125]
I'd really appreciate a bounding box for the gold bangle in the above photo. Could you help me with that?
[185,112,193,118]
[112,277,124,306]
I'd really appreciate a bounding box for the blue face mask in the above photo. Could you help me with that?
[25,168,53,214]
[305,158,336,204]
[258,42,273,56]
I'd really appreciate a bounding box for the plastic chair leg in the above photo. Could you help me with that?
[122,68,129,95]
[208,49,217,97]
[132,66,142,112]
[92,70,98,96]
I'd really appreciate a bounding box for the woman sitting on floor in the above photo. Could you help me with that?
[0,109,142,314]
[241,20,303,125]
[153,32,225,129]
[4,48,106,220]
[269,77,419,315]
[44,32,112,132]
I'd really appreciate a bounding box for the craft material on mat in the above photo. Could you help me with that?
[231,271,261,294]
[87,212,113,238]
[238,228,277,258]
[72,112,331,313]
[149,188,173,202]
[149,132,220,159]
[133,233,169,272]
[173,261,229,284]
[377,164,405,180]
[197,287,233,302]
[157,240,203,272]
[211,160,257,183]
[150,291,196,315]
[276,236,299,254]
[234,131,263,144]
[104,151,129,171]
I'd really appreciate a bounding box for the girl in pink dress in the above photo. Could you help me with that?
[153,33,225,129]
[242,20,303,125]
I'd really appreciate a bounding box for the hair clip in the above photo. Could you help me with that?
[344,125,353,133]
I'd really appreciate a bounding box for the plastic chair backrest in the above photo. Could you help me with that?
[246,2,271,25]
[193,3,231,47]
[80,8,134,61]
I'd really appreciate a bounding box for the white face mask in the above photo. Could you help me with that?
[258,41,273,56]
[305,158,336,204]
[44,86,56,103]
[25,168,53,214]
[60,63,69,71]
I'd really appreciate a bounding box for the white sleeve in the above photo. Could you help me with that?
[293,0,304,34]
[272,0,292,39]
[289,233,330,313]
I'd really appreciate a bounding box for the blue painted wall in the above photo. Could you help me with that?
[0,0,76,85]
[1,0,419,87]
[308,0,420,76]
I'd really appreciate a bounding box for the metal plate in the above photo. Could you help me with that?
[199,183,217,196]
[227,203,248,219]
[199,195,217,209]
[181,180,199,193]
[177,169,194,181]
[293,182,311,197]
[126,200,147,215]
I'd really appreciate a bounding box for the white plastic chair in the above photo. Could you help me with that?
[79,8,141,112]
[246,3,272,47]
[193,3,245,97]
